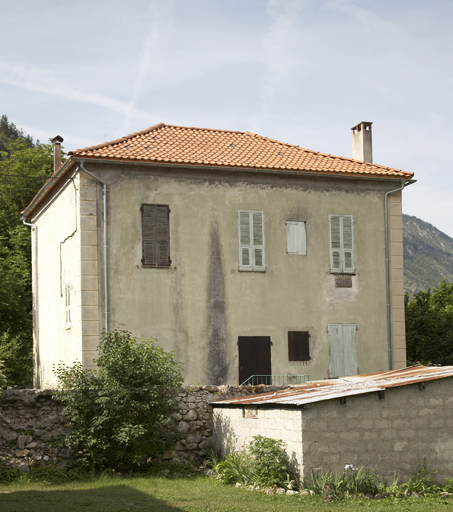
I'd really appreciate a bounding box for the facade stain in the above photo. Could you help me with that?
[207,219,227,384]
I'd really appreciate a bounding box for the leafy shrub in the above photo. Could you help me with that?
[54,329,183,471]
[0,360,7,388]
[248,436,291,488]
[213,436,292,489]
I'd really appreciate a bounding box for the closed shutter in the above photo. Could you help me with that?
[141,204,170,266]
[288,331,310,361]
[342,216,354,273]
[328,323,357,378]
[329,215,354,273]
[286,221,307,255]
[238,210,265,271]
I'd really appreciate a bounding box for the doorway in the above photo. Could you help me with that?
[238,336,271,385]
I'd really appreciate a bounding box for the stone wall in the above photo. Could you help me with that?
[0,385,287,471]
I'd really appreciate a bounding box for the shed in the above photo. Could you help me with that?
[212,365,453,482]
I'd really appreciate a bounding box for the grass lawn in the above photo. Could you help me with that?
[0,475,452,512]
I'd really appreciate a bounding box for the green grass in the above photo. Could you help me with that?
[0,475,452,512]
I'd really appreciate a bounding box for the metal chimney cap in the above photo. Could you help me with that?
[51,135,64,144]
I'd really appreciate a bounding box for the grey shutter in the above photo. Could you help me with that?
[252,211,265,270]
[329,215,354,273]
[329,215,342,272]
[286,221,307,255]
[239,210,265,271]
[142,204,170,266]
[328,324,357,378]
[342,216,354,273]
[239,211,252,270]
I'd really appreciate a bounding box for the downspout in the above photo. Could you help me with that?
[78,160,109,332]
[22,220,37,386]
[385,180,415,370]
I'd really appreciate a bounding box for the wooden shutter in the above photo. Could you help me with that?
[239,210,252,270]
[328,324,357,378]
[288,331,310,361]
[342,216,354,273]
[238,336,272,385]
[286,221,307,255]
[329,215,354,273]
[141,204,170,266]
[238,210,265,271]
[252,211,265,270]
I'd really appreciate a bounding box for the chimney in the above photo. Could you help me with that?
[351,122,372,163]
[51,135,64,173]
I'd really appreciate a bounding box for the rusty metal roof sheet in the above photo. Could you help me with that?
[212,366,453,407]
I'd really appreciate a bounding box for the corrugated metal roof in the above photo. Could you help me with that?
[212,366,453,407]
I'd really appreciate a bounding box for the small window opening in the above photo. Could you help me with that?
[65,284,71,328]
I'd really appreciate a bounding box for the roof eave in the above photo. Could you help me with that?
[21,157,77,220]
[68,155,414,181]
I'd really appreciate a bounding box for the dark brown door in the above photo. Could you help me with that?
[238,336,271,385]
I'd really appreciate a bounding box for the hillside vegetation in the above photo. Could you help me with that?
[403,214,453,293]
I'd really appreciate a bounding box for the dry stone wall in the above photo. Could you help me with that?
[0,385,287,471]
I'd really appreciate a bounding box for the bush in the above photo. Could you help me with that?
[213,436,292,489]
[54,329,183,471]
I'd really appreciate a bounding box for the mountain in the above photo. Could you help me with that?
[403,214,453,293]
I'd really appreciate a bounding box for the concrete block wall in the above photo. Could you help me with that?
[213,406,303,474]
[301,378,453,482]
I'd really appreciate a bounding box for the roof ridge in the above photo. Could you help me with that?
[68,123,166,155]
[165,124,246,135]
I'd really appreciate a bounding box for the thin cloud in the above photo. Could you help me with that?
[252,0,303,129]
[123,0,175,131]
[0,59,151,122]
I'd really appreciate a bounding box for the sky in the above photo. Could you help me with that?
[1,0,452,235]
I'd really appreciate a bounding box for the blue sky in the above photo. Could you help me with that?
[2,0,452,235]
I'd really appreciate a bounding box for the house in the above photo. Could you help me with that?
[212,365,453,482]
[21,122,414,388]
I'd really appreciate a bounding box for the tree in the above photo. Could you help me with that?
[53,330,184,471]
[0,118,55,385]
[405,280,453,366]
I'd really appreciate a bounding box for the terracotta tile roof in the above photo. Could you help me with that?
[69,123,413,179]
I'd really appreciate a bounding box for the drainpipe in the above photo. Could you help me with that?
[78,160,109,332]
[22,220,38,386]
[385,180,415,370]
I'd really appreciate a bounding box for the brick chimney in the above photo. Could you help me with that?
[51,135,64,173]
[351,122,372,163]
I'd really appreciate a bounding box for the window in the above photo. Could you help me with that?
[328,324,357,378]
[288,331,310,361]
[286,221,306,255]
[141,204,170,267]
[329,215,354,273]
[65,284,71,328]
[238,210,265,271]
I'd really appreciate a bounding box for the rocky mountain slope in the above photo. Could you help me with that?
[403,214,453,293]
